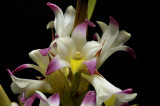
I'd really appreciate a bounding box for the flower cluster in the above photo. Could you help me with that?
[2,1,137,106]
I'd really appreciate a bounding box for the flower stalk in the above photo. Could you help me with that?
[0,84,11,106]
[74,0,88,28]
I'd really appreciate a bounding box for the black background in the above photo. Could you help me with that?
[0,0,157,105]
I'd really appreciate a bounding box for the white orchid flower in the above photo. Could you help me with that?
[47,19,102,75]
[7,69,53,98]
[81,73,137,106]
[23,91,60,106]
[94,16,136,69]
[46,2,76,37]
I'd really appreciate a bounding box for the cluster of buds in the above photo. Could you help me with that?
[0,0,138,106]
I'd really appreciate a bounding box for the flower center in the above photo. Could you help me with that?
[73,51,83,60]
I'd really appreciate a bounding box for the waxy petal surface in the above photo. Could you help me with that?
[81,91,96,106]
[46,55,70,75]
[47,2,64,36]
[71,20,96,51]
[83,58,97,75]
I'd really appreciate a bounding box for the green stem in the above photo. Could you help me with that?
[47,70,74,106]
[0,84,11,106]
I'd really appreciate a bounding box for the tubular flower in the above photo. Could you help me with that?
[2,1,138,106]
[81,73,137,106]
[94,16,136,69]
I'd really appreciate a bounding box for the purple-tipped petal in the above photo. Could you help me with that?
[100,16,119,53]
[39,47,51,56]
[46,55,69,75]
[85,19,96,27]
[126,47,137,58]
[48,93,60,106]
[6,69,13,76]
[83,58,97,75]
[110,16,119,28]
[81,91,96,106]
[24,91,48,106]
[71,20,96,51]
[35,93,48,103]
[8,64,29,75]
[47,2,64,36]
[24,95,36,106]
[47,2,61,13]
[119,88,133,94]
[6,64,45,76]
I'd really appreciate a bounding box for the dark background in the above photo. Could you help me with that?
[0,0,157,105]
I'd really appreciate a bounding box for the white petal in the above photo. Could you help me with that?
[63,6,76,36]
[97,21,108,34]
[97,45,128,69]
[71,20,95,51]
[81,41,102,59]
[46,21,54,29]
[93,33,101,42]
[100,17,119,53]
[81,73,121,105]
[10,75,52,97]
[50,36,76,61]
[111,30,131,48]
[116,93,137,103]
[35,90,50,106]
[47,2,64,36]
[29,49,50,70]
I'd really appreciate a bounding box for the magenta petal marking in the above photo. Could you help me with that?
[46,55,67,75]
[109,16,119,28]
[47,2,60,12]
[24,95,36,106]
[39,47,51,56]
[83,58,97,75]
[93,33,98,41]
[35,93,47,103]
[74,20,95,34]
[25,93,48,106]
[85,19,96,27]
[8,64,30,75]
[126,47,137,58]
[81,91,96,106]
[6,69,13,76]
[20,92,26,103]
[119,88,133,94]
[48,93,60,105]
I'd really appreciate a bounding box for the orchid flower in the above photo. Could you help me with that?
[94,16,136,69]
[81,73,137,106]
[7,69,53,98]
[46,2,76,37]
